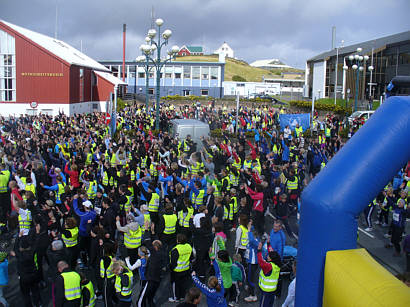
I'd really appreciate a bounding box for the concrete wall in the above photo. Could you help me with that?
[0,101,107,117]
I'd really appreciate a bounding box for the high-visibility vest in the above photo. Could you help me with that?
[183,141,190,153]
[243,160,252,170]
[56,182,65,203]
[325,128,331,137]
[85,153,93,166]
[222,176,231,192]
[18,210,32,230]
[100,256,114,279]
[149,163,157,177]
[318,135,325,145]
[0,170,10,193]
[61,271,82,300]
[172,243,192,272]
[110,153,117,166]
[191,162,204,175]
[223,206,229,220]
[259,262,280,292]
[287,177,298,190]
[124,227,142,249]
[193,189,205,209]
[62,227,79,248]
[130,170,135,181]
[82,280,96,307]
[289,146,295,158]
[178,207,194,228]
[114,268,133,297]
[230,173,239,187]
[141,157,147,169]
[232,158,241,170]
[213,182,221,197]
[232,196,238,214]
[239,225,248,247]
[87,181,97,200]
[102,171,109,186]
[228,203,234,221]
[163,214,177,234]
[295,126,303,138]
[109,175,114,187]
[25,183,36,196]
[148,193,160,212]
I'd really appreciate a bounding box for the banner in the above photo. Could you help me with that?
[279,113,310,131]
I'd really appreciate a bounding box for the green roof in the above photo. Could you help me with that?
[187,46,203,53]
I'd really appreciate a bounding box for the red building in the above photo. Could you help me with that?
[0,20,125,116]
[177,45,204,57]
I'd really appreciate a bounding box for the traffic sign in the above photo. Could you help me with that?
[105,113,111,125]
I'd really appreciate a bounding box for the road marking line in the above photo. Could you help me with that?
[358,227,375,239]
[293,234,298,239]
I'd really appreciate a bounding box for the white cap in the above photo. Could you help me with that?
[140,205,148,211]
[83,200,92,208]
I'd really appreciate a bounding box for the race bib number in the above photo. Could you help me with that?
[392,212,399,222]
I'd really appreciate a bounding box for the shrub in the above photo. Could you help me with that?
[288,100,350,114]
[232,75,247,82]
[116,98,127,111]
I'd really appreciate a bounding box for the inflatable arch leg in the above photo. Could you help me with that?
[295,96,410,307]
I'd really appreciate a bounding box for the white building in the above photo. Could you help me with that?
[214,42,234,58]
[250,59,291,70]
[223,81,281,97]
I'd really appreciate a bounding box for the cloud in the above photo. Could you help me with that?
[1,0,409,69]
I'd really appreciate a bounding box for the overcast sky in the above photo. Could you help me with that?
[1,0,409,68]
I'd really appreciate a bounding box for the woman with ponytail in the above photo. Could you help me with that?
[191,257,227,307]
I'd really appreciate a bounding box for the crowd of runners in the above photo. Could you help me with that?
[0,101,408,307]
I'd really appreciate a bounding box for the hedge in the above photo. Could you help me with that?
[163,94,272,103]
[289,100,350,114]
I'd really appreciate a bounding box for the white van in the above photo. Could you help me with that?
[348,111,375,125]
[169,119,210,150]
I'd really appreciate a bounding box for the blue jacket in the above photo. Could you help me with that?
[270,228,286,259]
[281,139,289,162]
[73,199,97,237]
[0,259,8,286]
[192,260,227,307]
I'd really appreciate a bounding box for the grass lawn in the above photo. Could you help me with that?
[174,55,304,82]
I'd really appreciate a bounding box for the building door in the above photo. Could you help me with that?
[183,89,191,96]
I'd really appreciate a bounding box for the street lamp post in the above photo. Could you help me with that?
[139,19,179,130]
[333,40,344,105]
[343,47,370,112]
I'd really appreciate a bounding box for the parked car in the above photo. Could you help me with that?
[348,110,375,125]
[255,94,275,102]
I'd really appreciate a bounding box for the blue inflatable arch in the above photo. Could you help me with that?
[295,96,410,307]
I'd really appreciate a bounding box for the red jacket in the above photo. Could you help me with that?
[247,186,264,212]
[64,164,80,188]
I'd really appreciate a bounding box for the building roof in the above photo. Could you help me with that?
[307,30,410,62]
[1,20,109,72]
[186,46,203,53]
[250,59,291,69]
[94,71,126,86]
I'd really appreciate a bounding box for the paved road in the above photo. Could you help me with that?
[3,206,407,306]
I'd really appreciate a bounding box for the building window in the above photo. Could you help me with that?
[183,66,191,79]
[148,72,154,78]
[138,72,145,78]
[201,67,209,80]
[165,73,172,78]
[192,66,200,79]
[201,89,209,96]
[175,72,181,79]
[0,30,16,102]
[148,88,154,95]
[210,67,218,80]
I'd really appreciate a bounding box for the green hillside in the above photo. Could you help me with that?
[174,55,304,82]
